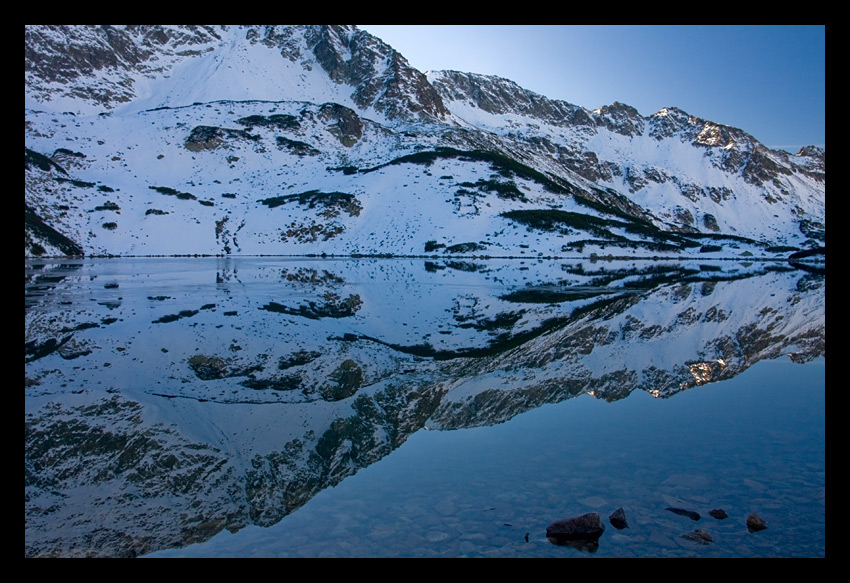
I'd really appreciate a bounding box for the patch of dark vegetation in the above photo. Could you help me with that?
[25,335,72,363]
[221,192,237,199]
[259,190,362,217]
[260,293,363,320]
[29,243,46,256]
[240,373,303,391]
[25,148,67,175]
[152,309,199,324]
[424,240,445,252]
[788,247,825,261]
[235,114,300,131]
[354,314,574,361]
[563,239,684,253]
[357,147,576,194]
[101,222,117,230]
[459,178,527,202]
[94,201,120,211]
[25,203,84,257]
[59,321,100,333]
[445,261,485,272]
[280,267,346,285]
[53,148,86,158]
[501,286,619,304]
[788,246,825,274]
[445,242,488,254]
[699,245,723,253]
[684,231,760,245]
[276,137,320,156]
[281,223,345,243]
[622,267,702,290]
[55,177,97,188]
[327,165,359,175]
[279,350,322,370]
[502,209,619,237]
[505,208,707,250]
[145,208,169,216]
[198,200,215,207]
[149,185,197,200]
[455,311,524,332]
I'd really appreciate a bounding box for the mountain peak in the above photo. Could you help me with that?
[25,25,449,122]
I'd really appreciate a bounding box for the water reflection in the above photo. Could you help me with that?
[24,258,824,557]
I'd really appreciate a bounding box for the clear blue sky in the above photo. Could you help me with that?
[358,25,825,151]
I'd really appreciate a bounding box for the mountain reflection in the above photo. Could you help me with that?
[24,258,824,557]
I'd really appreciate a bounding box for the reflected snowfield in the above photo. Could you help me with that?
[25,257,825,557]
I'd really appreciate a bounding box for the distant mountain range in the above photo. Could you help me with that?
[25,25,825,259]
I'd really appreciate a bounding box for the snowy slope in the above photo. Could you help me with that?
[428,71,825,248]
[25,25,825,259]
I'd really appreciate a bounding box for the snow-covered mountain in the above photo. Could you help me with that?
[25,25,825,259]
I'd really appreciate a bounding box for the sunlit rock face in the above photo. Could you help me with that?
[25,258,823,557]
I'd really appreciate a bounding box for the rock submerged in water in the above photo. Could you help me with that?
[747,513,768,532]
[609,507,628,529]
[666,507,701,521]
[709,508,728,519]
[546,512,605,541]
[680,528,713,545]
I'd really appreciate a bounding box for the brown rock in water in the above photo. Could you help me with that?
[747,513,768,532]
[666,507,701,521]
[609,507,629,529]
[546,512,605,541]
[709,508,728,519]
[680,528,713,545]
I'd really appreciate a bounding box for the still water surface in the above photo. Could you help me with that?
[152,356,825,558]
[25,257,825,558]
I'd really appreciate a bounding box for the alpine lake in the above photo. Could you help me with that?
[25,256,825,558]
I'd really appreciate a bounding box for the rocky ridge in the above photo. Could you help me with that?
[25,25,824,258]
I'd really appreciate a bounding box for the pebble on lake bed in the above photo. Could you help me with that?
[709,508,728,519]
[680,529,713,545]
[546,512,605,541]
[747,513,768,532]
[609,507,628,529]
[666,507,701,521]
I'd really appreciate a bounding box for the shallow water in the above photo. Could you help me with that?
[24,257,825,558]
[150,356,825,558]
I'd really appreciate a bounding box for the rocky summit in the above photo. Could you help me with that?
[25,25,824,259]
